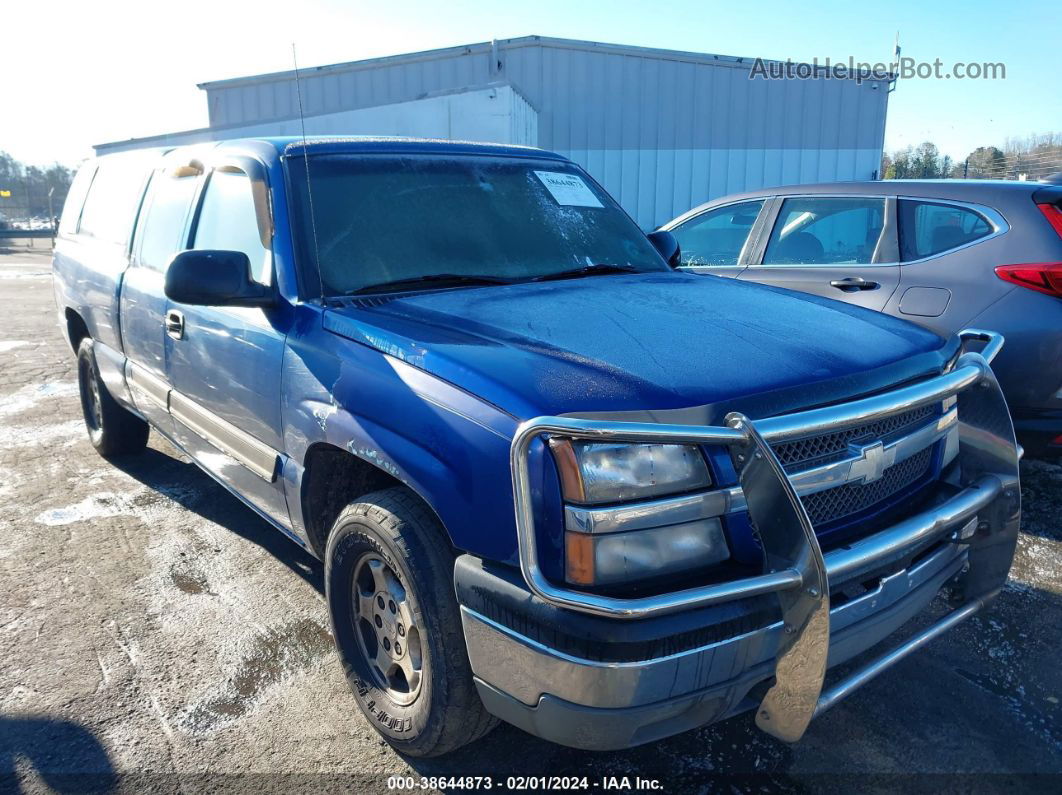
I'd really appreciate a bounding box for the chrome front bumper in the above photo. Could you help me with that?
[461,541,981,750]
[463,329,1021,748]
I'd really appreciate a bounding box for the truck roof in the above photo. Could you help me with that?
[88,136,569,169]
[215,136,569,162]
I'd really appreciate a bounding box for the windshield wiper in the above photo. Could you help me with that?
[347,264,642,295]
[348,273,518,295]
[529,263,642,283]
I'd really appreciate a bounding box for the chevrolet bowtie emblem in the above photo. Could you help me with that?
[847,440,891,484]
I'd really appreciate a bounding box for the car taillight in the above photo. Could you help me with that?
[1038,203,1062,239]
[994,262,1062,297]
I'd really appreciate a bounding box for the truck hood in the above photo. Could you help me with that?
[323,271,956,421]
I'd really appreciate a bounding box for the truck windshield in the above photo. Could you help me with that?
[287,154,667,297]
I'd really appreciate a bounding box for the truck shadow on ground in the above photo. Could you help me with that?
[107,444,324,596]
[0,715,115,793]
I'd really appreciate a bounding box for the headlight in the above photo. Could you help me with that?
[549,439,726,586]
[565,517,730,586]
[548,439,711,504]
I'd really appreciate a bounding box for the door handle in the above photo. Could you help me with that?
[829,277,880,292]
[165,309,185,340]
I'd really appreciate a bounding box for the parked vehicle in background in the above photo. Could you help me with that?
[53,139,1020,756]
[663,180,1062,456]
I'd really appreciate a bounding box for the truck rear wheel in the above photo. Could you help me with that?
[325,487,497,757]
[77,338,149,457]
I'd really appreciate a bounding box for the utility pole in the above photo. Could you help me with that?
[23,174,32,248]
[48,187,55,242]
[888,32,900,93]
[963,158,969,179]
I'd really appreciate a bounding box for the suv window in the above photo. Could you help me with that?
[671,200,764,266]
[763,197,886,265]
[192,170,271,283]
[78,160,148,247]
[898,199,992,261]
[135,170,199,270]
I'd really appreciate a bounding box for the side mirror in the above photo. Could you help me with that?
[647,230,681,268]
[164,250,274,307]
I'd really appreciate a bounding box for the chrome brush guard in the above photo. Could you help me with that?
[509,329,1021,742]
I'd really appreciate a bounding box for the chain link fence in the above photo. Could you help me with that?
[0,184,60,238]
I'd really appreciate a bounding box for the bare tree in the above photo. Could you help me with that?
[884,132,1061,182]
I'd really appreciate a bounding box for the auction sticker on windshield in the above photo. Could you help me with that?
[534,171,603,208]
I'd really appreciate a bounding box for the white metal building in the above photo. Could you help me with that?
[96,36,891,228]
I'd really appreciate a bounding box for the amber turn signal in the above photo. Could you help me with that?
[548,438,586,502]
[564,531,595,585]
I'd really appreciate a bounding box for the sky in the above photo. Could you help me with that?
[4,0,1060,167]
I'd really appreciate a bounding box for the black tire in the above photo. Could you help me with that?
[76,337,149,457]
[325,487,497,757]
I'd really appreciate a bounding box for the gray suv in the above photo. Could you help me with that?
[663,180,1062,455]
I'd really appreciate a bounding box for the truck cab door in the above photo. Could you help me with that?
[738,195,901,312]
[120,163,202,435]
[164,162,291,527]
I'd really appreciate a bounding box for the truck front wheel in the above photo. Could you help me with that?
[76,338,149,457]
[325,487,497,757]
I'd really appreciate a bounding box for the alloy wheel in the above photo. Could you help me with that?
[351,552,424,705]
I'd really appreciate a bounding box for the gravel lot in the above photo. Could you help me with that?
[1,245,1060,792]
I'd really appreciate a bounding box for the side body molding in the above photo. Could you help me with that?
[125,360,283,482]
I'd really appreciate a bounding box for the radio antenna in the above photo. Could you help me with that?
[292,43,325,301]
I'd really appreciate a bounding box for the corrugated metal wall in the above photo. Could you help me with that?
[201,37,889,228]
[95,85,538,156]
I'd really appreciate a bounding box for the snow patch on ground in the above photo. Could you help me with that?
[34,481,203,527]
[0,419,84,449]
[0,340,31,353]
[35,492,139,526]
[0,380,78,418]
[1012,534,1062,595]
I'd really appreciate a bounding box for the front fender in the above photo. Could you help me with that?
[281,314,530,564]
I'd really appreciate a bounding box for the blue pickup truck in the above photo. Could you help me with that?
[53,138,1021,756]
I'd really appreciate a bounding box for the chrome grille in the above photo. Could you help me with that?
[772,404,936,472]
[800,446,935,528]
